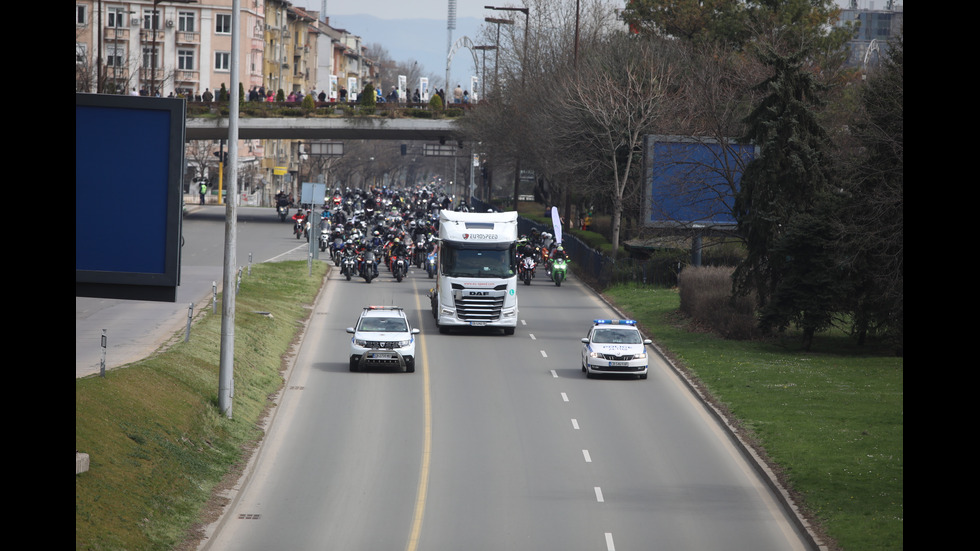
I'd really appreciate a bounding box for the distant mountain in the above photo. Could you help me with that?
[327,14,484,89]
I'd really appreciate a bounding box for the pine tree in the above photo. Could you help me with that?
[733,46,836,345]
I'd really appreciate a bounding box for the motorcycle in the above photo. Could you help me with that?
[331,238,345,266]
[318,228,330,252]
[426,249,437,279]
[519,255,536,286]
[551,257,569,287]
[277,204,288,222]
[391,254,407,282]
[358,249,379,283]
[414,236,427,268]
[292,215,306,239]
[341,252,356,281]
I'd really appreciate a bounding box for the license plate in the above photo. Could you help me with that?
[470,322,486,326]
[370,353,393,359]
[609,361,629,367]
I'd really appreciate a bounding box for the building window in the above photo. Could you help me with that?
[178,11,195,33]
[76,42,88,64]
[107,44,124,67]
[178,49,195,71]
[76,5,87,25]
[143,46,159,68]
[143,9,160,30]
[215,51,230,71]
[216,13,231,34]
[108,7,127,28]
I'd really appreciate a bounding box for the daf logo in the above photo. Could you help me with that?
[468,291,490,296]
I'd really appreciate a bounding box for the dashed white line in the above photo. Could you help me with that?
[550,370,558,378]
[594,487,604,502]
[561,392,569,402]
[529,333,536,340]
[521,319,527,326]
[605,532,615,551]
[540,350,548,358]
[583,450,592,463]
[571,419,579,430]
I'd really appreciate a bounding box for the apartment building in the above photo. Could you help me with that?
[76,1,377,205]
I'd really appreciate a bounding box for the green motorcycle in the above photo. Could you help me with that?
[551,257,568,287]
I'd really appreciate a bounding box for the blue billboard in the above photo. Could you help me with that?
[76,93,185,302]
[642,135,755,229]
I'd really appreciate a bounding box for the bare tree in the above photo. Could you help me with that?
[548,33,682,255]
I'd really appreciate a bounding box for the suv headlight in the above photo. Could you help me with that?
[354,339,370,347]
[634,352,647,359]
[395,339,412,347]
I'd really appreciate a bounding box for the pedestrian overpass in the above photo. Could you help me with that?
[185,116,463,142]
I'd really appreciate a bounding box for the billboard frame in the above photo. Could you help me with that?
[76,93,185,302]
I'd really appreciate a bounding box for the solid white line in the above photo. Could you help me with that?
[605,532,615,551]
[583,450,592,463]
[561,392,569,402]
[571,419,579,430]
[594,487,604,502]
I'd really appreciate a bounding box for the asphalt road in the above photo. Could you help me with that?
[76,204,814,549]
[199,256,813,551]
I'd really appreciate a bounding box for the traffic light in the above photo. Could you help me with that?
[213,151,225,163]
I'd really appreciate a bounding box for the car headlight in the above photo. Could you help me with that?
[396,339,411,347]
[634,352,647,359]
[354,339,370,347]
[587,351,600,359]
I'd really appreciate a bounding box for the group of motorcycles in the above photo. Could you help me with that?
[517,231,570,287]
[279,187,444,284]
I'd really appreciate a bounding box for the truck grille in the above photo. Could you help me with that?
[453,293,504,322]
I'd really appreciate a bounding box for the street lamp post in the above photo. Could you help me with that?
[473,45,496,101]
[483,17,512,99]
[485,4,529,212]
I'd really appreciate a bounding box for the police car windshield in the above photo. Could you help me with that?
[358,317,408,332]
[593,328,642,344]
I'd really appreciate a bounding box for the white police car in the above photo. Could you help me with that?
[346,306,420,372]
[581,319,652,379]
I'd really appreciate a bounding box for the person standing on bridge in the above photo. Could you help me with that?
[453,84,463,103]
[199,180,207,205]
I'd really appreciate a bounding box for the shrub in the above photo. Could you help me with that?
[302,93,316,114]
[678,265,759,339]
[429,93,444,110]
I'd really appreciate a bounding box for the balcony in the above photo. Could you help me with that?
[175,31,199,44]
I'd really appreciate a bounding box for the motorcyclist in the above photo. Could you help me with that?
[390,237,409,260]
[275,190,289,208]
[552,244,568,261]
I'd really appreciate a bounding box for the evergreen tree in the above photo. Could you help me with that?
[837,28,903,352]
[733,46,835,343]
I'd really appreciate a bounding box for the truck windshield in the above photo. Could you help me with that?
[441,243,515,278]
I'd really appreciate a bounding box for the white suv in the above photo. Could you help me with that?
[581,319,652,379]
[346,306,420,372]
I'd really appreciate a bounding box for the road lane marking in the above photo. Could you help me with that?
[540,350,547,358]
[605,533,616,550]
[550,370,558,378]
[583,450,592,463]
[595,487,604,502]
[561,392,569,402]
[407,282,432,551]
[571,419,579,430]
[529,333,536,340]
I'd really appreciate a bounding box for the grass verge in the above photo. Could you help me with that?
[76,260,327,551]
[602,283,903,551]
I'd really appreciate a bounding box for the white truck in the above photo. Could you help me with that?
[430,210,519,335]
